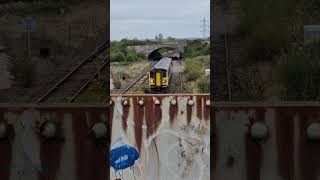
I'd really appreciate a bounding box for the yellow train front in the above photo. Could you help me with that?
[148,57,172,93]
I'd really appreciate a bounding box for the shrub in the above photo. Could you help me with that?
[126,51,138,62]
[183,40,209,59]
[111,51,126,62]
[197,76,210,93]
[9,56,37,87]
[184,61,202,81]
[126,54,136,62]
[276,44,320,100]
[184,56,209,81]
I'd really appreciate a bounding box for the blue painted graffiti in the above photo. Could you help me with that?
[110,144,140,171]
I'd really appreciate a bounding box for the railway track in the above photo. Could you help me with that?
[212,32,232,100]
[36,41,109,103]
[120,61,158,94]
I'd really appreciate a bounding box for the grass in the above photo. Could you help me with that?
[0,0,107,88]
[183,55,210,93]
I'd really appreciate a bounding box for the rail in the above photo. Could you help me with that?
[121,61,157,94]
[36,41,109,103]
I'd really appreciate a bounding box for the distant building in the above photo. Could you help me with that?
[304,25,320,43]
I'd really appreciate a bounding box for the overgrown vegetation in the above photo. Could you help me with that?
[236,0,293,64]
[183,40,209,59]
[0,0,107,90]
[9,56,37,87]
[234,0,320,100]
[276,41,320,100]
[184,55,210,93]
[110,40,148,62]
[76,75,108,103]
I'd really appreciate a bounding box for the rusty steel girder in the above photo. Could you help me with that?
[0,104,110,180]
[0,94,210,180]
[212,102,320,180]
[2,96,320,180]
[110,94,210,180]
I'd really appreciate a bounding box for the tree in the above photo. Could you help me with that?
[155,35,159,41]
[167,36,175,41]
[158,33,163,41]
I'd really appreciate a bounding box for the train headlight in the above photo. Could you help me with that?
[150,80,154,83]
[163,80,167,83]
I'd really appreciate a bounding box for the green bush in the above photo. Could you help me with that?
[126,51,138,62]
[236,0,292,65]
[111,51,126,62]
[184,61,202,81]
[197,76,210,93]
[276,44,320,100]
[9,56,37,87]
[183,40,209,59]
[126,54,136,62]
[184,56,209,81]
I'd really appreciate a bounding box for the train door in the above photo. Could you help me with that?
[156,71,161,87]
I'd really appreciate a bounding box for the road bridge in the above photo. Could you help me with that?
[127,43,186,60]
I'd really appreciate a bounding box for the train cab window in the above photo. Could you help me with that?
[162,71,166,77]
[150,71,155,78]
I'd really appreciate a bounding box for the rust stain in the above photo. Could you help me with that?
[169,98,178,126]
[122,104,129,132]
[106,105,112,180]
[145,97,162,138]
[133,97,144,152]
[298,108,320,180]
[275,108,294,180]
[38,111,63,180]
[211,107,217,179]
[0,111,12,180]
[196,96,203,120]
[204,97,210,121]
[72,109,108,180]
[246,108,265,180]
[88,109,109,180]
[186,96,193,125]
[109,102,114,139]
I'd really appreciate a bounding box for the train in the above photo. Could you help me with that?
[147,57,172,93]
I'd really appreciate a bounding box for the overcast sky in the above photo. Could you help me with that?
[111,0,210,41]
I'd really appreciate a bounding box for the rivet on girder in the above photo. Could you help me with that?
[41,122,57,139]
[154,99,160,105]
[307,123,320,141]
[170,99,177,105]
[122,99,129,106]
[0,123,7,139]
[138,100,144,106]
[92,122,107,139]
[250,122,268,141]
[188,100,194,106]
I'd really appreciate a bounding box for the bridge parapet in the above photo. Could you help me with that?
[127,43,186,56]
[0,94,210,180]
[0,98,319,179]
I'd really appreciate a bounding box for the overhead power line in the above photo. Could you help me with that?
[200,17,210,39]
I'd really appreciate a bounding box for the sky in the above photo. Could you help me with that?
[111,0,210,41]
